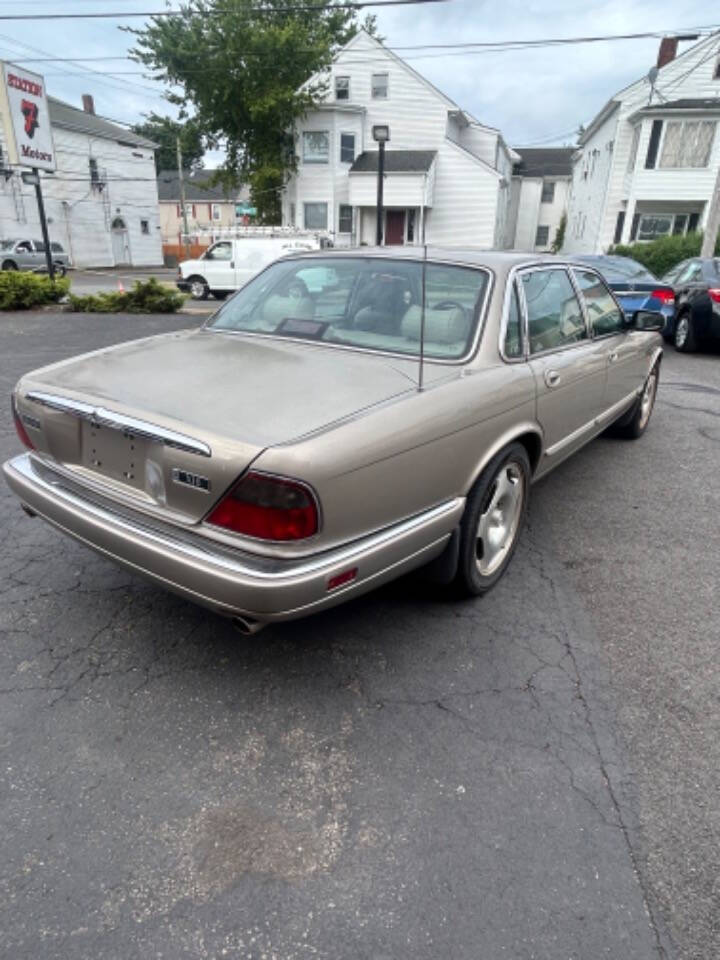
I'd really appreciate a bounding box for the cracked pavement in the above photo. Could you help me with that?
[1,312,718,959]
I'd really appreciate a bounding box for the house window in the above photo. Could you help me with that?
[335,76,350,101]
[660,120,716,168]
[371,73,389,99]
[627,125,640,173]
[140,219,150,235]
[407,208,416,243]
[338,204,353,234]
[340,132,355,164]
[637,212,697,240]
[535,225,550,247]
[89,157,100,184]
[541,181,555,203]
[211,203,222,221]
[304,202,328,230]
[302,131,329,163]
[645,119,663,168]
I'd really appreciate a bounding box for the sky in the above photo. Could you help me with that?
[0,0,715,157]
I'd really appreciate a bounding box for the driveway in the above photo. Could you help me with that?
[0,312,718,959]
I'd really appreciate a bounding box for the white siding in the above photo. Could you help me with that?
[0,117,161,266]
[564,108,618,253]
[424,140,500,247]
[513,179,543,250]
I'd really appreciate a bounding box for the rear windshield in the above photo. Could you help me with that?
[207,256,490,360]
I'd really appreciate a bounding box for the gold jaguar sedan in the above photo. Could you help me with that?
[4,249,663,633]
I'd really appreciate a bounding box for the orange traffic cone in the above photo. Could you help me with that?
[117,278,125,293]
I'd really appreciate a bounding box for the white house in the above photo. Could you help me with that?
[508,147,573,251]
[282,30,518,248]
[564,32,720,254]
[0,94,162,267]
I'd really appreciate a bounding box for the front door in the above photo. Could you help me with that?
[520,266,607,462]
[111,217,130,266]
[385,210,405,245]
[571,266,647,410]
[200,241,235,290]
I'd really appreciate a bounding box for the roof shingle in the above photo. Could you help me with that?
[349,150,436,173]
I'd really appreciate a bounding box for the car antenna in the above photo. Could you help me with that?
[418,244,427,392]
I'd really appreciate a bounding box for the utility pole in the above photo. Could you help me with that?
[176,136,190,258]
[701,162,720,258]
[22,169,54,281]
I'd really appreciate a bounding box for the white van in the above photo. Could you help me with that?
[176,235,324,301]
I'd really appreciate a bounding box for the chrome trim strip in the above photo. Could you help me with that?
[26,391,212,457]
[11,452,462,581]
[545,389,639,457]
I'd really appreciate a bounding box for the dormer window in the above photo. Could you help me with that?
[335,76,350,101]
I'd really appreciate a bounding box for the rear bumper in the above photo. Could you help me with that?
[3,453,463,624]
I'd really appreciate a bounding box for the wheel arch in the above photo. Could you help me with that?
[464,423,544,495]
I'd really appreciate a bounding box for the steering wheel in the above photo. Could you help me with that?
[433,299,466,312]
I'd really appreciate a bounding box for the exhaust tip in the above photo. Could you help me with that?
[232,616,265,636]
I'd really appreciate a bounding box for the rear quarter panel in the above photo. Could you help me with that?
[252,361,538,553]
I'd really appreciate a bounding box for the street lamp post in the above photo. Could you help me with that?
[372,125,390,246]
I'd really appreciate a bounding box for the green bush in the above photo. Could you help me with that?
[69,277,186,314]
[0,270,70,310]
[607,231,720,278]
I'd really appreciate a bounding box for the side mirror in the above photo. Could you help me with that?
[623,309,666,332]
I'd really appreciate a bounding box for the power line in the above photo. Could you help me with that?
[0,0,449,20]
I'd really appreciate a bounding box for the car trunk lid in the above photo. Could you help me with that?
[17,329,417,522]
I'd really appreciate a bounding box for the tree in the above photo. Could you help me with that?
[128,0,376,221]
[551,212,567,253]
[131,113,205,174]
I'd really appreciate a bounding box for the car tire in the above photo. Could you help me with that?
[455,442,530,597]
[674,311,697,352]
[187,275,209,300]
[608,362,660,440]
[53,263,67,278]
[2,260,18,271]
[211,291,229,300]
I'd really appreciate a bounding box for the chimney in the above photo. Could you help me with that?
[81,94,95,115]
[656,37,678,69]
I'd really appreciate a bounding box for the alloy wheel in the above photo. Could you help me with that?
[675,316,689,349]
[476,461,525,576]
[639,370,658,430]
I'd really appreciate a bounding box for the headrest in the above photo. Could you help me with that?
[401,305,469,344]
[262,295,314,325]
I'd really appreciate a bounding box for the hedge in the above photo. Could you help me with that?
[0,271,70,310]
[607,231,720,278]
[69,277,185,314]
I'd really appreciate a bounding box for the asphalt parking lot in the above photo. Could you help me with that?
[1,312,719,959]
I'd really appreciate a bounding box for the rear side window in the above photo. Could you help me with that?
[572,269,624,336]
[504,282,523,358]
[522,269,586,354]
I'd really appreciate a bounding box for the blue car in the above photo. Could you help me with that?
[570,255,675,339]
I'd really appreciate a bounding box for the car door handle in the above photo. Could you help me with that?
[229,261,234,268]
[545,369,561,387]
[608,350,618,363]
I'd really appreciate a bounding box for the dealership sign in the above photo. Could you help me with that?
[0,63,56,171]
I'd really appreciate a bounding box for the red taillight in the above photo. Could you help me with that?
[11,395,34,450]
[651,289,675,304]
[709,288,720,304]
[205,471,319,541]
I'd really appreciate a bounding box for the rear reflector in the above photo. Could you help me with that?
[709,288,720,304]
[11,395,34,450]
[205,471,319,541]
[651,289,675,304]
[327,568,358,591]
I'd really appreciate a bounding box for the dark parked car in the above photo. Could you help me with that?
[660,258,720,352]
[570,255,675,339]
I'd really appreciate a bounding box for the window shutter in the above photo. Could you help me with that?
[176,204,181,217]
[614,211,625,244]
[208,203,212,218]
[192,204,196,217]
[630,212,640,241]
[645,120,663,169]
